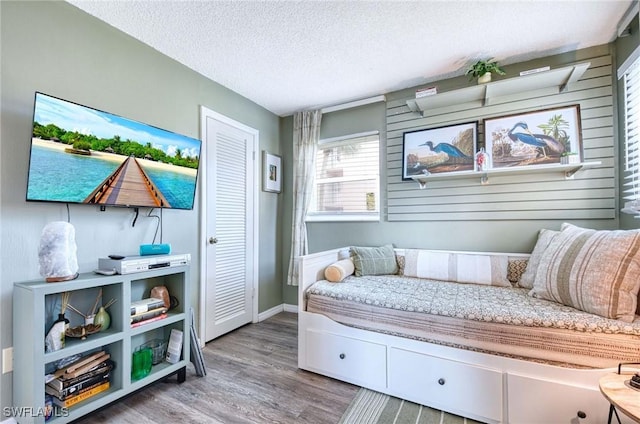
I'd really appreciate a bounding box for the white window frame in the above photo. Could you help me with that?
[619,45,640,216]
[306,130,380,222]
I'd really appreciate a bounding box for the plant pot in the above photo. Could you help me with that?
[478,72,492,84]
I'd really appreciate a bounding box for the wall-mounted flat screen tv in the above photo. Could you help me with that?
[26,92,201,210]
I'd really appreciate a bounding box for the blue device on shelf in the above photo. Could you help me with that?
[139,243,171,256]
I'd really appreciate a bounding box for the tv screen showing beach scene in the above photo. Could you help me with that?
[26,92,201,210]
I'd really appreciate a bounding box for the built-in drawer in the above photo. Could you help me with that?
[388,347,503,423]
[507,373,627,423]
[305,329,386,389]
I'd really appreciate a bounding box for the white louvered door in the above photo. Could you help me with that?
[201,108,257,342]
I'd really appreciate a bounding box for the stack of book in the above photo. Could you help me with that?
[45,351,112,409]
[131,297,168,328]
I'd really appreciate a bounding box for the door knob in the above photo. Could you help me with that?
[209,237,218,244]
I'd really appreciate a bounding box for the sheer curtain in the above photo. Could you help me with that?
[287,110,322,285]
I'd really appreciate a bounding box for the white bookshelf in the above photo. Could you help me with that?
[13,265,190,424]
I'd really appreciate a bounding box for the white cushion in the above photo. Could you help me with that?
[404,249,511,287]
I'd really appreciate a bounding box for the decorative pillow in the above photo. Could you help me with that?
[530,223,640,322]
[396,254,405,276]
[519,229,559,289]
[350,245,398,276]
[507,258,529,284]
[403,249,511,287]
[404,250,448,280]
[456,253,511,286]
[324,259,355,282]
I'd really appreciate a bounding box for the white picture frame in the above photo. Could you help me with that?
[483,104,583,169]
[262,151,282,193]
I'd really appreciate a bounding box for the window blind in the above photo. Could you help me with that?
[622,56,640,214]
[308,133,380,220]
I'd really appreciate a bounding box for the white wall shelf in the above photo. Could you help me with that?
[406,62,590,114]
[410,161,601,188]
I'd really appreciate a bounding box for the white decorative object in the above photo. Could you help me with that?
[520,66,550,76]
[38,221,79,282]
[44,319,65,353]
[475,147,490,171]
[415,86,437,98]
[561,154,580,164]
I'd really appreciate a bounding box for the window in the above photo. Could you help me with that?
[306,131,380,221]
[621,52,640,215]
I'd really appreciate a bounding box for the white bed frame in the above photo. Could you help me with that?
[297,248,633,424]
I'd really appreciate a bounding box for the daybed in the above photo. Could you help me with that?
[297,225,640,424]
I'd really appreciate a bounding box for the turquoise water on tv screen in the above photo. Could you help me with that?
[27,145,119,202]
[27,144,197,209]
[142,167,196,210]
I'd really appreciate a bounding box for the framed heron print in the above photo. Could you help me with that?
[402,121,477,180]
[483,105,582,169]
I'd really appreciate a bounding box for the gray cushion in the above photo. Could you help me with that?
[350,244,398,276]
[519,228,559,289]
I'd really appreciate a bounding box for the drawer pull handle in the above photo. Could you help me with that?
[339,353,345,359]
[577,411,586,419]
[438,378,445,386]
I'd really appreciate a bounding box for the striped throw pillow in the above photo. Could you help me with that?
[518,228,559,289]
[403,250,511,287]
[530,224,640,322]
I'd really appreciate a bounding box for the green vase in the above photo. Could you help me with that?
[94,306,110,331]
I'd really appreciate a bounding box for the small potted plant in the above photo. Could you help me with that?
[465,59,506,84]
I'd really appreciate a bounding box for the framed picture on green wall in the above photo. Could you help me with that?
[401,121,477,179]
[483,104,583,169]
[263,151,282,193]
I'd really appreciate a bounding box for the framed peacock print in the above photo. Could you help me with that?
[483,105,582,169]
[402,121,477,180]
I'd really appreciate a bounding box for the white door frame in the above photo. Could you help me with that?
[198,106,259,346]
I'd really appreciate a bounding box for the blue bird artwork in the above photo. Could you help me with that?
[507,121,565,157]
[419,141,472,159]
[404,124,475,177]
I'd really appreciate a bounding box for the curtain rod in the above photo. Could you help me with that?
[321,95,386,114]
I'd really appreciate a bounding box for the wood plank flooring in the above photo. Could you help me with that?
[72,312,358,423]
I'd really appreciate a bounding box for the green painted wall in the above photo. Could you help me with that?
[1,1,282,411]
[282,45,625,306]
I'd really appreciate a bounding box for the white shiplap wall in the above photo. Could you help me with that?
[386,53,616,222]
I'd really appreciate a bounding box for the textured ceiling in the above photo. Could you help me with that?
[67,0,631,117]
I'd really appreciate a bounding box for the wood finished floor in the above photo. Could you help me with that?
[72,312,359,424]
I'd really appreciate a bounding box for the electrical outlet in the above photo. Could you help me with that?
[2,347,13,373]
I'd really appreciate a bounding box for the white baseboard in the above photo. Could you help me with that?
[257,304,298,322]
[283,304,298,313]
[258,304,283,322]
